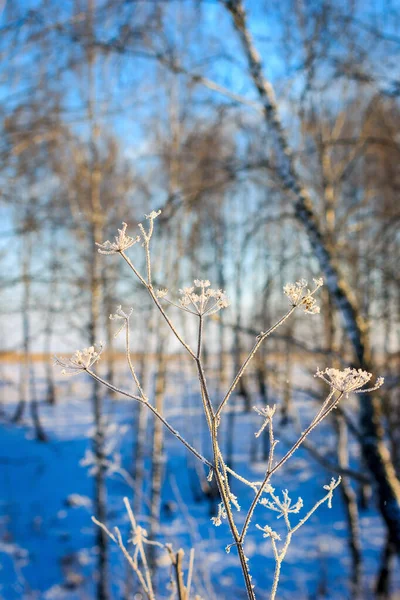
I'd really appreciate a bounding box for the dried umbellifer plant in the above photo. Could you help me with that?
[92,497,199,600]
[55,210,383,600]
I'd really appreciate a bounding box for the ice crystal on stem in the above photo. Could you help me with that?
[138,209,161,243]
[145,209,161,221]
[110,305,133,321]
[96,222,140,254]
[253,404,276,438]
[230,493,241,511]
[315,367,384,397]
[130,525,148,546]
[211,502,227,526]
[255,524,281,541]
[283,277,323,314]
[54,343,104,375]
[323,477,342,508]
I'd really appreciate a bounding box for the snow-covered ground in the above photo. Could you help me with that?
[0,361,398,599]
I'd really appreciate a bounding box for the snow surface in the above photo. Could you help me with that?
[0,361,398,599]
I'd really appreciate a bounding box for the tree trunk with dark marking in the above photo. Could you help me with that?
[224,0,400,553]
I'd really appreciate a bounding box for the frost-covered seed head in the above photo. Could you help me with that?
[159,279,229,316]
[109,306,133,337]
[315,367,384,396]
[255,524,281,541]
[283,277,323,314]
[54,343,104,375]
[145,210,161,221]
[262,489,303,518]
[109,305,133,321]
[96,223,140,254]
[193,279,211,288]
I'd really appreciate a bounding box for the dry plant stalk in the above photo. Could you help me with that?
[92,497,198,600]
[55,210,383,600]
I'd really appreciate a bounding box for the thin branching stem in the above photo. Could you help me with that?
[194,322,256,600]
[240,391,344,543]
[215,307,296,420]
[186,548,195,599]
[125,318,147,399]
[121,251,197,358]
[267,479,341,600]
[87,220,357,600]
[86,369,212,468]
[119,250,148,287]
[91,516,153,600]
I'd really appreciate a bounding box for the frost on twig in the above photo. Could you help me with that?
[212,492,241,527]
[283,278,323,314]
[211,502,227,527]
[323,477,342,508]
[260,489,303,519]
[109,305,133,338]
[315,367,384,397]
[92,497,196,600]
[138,209,161,244]
[96,222,140,254]
[253,404,276,438]
[54,343,104,375]
[255,524,281,541]
[257,478,341,600]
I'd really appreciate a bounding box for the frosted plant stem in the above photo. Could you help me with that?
[116,527,155,599]
[291,485,339,534]
[137,537,154,598]
[195,316,215,422]
[270,560,281,600]
[87,370,257,492]
[240,391,344,543]
[268,480,341,599]
[125,318,147,399]
[122,498,157,600]
[91,517,152,600]
[86,369,212,468]
[186,548,195,599]
[195,322,256,600]
[121,251,196,358]
[144,237,152,284]
[92,224,338,600]
[119,250,148,287]
[175,549,186,600]
[265,412,277,475]
[225,466,261,492]
[216,307,296,420]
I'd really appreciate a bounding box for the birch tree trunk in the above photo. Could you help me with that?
[43,229,58,405]
[86,2,109,594]
[148,336,167,572]
[336,415,362,596]
[224,0,400,552]
[89,220,109,600]
[12,230,30,423]
[133,349,150,516]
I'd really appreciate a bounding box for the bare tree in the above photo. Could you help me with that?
[222,0,400,554]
